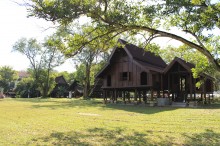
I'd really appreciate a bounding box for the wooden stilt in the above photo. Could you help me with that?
[134,89,137,104]
[111,91,114,103]
[193,78,196,101]
[128,91,131,103]
[103,90,107,104]
[189,73,193,101]
[143,90,147,104]
[208,94,211,104]
[151,88,153,101]
[168,74,171,100]
[127,92,130,104]
[138,91,141,104]
[114,89,117,103]
[134,89,138,101]
[201,93,203,103]
[123,91,126,104]
[204,92,207,104]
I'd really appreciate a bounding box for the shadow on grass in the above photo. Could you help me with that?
[28,98,176,114]
[198,103,220,109]
[183,129,220,146]
[28,128,220,146]
[28,128,154,146]
[105,103,177,114]
[11,98,220,114]
[29,98,105,109]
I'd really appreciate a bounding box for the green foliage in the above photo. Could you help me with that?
[13,37,65,97]
[36,69,56,97]
[73,64,86,85]
[27,0,220,72]
[0,66,18,92]
[15,77,40,98]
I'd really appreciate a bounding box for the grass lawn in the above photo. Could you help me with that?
[0,98,220,146]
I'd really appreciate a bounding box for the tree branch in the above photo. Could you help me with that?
[124,24,220,71]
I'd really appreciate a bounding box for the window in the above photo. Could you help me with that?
[140,72,148,85]
[107,75,111,86]
[120,72,131,81]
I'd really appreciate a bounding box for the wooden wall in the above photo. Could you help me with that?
[102,49,161,89]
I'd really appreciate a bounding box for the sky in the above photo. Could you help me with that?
[0,0,75,72]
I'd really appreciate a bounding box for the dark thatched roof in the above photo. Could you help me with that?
[119,39,167,68]
[55,76,68,85]
[96,39,167,78]
[164,57,195,73]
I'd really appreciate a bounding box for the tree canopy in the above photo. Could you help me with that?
[0,66,18,92]
[13,37,65,97]
[26,0,220,75]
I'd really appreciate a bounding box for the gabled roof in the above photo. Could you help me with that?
[164,57,215,80]
[96,39,167,78]
[55,76,68,85]
[163,57,195,74]
[69,80,82,90]
[119,39,167,68]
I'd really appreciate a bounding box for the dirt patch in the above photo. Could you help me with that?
[78,113,101,116]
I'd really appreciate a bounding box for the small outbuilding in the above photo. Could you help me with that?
[163,57,214,104]
[50,76,69,97]
[69,80,83,97]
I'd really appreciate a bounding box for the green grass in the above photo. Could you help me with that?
[0,98,220,146]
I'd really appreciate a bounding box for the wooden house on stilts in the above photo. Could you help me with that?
[95,39,214,106]
[96,39,167,104]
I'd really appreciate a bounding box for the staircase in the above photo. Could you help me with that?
[171,102,188,107]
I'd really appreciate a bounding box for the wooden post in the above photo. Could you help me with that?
[134,89,137,103]
[189,74,193,101]
[128,91,131,103]
[114,89,117,103]
[168,74,171,100]
[143,90,147,104]
[205,80,207,104]
[111,90,114,103]
[123,91,126,104]
[208,94,211,104]
[151,88,153,101]
[103,90,107,104]
[127,92,130,104]
[193,78,196,101]
[201,92,203,103]
[203,80,206,104]
[160,74,163,97]
[138,91,142,103]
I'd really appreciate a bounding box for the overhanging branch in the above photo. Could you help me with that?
[124,24,220,71]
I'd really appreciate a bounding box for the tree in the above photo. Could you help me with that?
[15,77,40,98]
[27,0,220,73]
[0,66,18,93]
[13,37,65,97]
[45,24,113,99]
[72,47,103,99]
